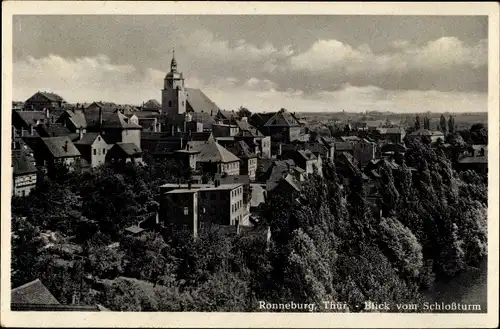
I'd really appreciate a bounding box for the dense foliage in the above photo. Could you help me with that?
[11,139,487,312]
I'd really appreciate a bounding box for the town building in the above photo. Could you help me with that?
[24,92,67,111]
[226,141,258,181]
[11,279,109,311]
[161,49,220,134]
[106,142,144,165]
[159,182,246,237]
[74,132,109,168]
[186,137,240,176]
[12,110,48,137]
[407,128,445,144]
[352,138,377,168]
[141,99,162,113]
[23,136,84,172]
[377,127,406,144]
[261,109,302,143]
[57,106,142,148]
[281,149,323,176]
[12,151,38,197]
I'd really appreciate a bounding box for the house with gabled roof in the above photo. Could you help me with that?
[12,110,47,137]
[187,137,240,176]
[58,106,142,148]
[74,132,109,167]
[106,142,144,165]
[24,91,67,111]
[12,151,38,197]
[226,140,258,180]
[11,279,60,305]
[267,173,303,201]
[262,108,302,142]
[23,136,84,172]
[35,122,79,141]
[11,278,110,311]
[407,128,444,144]
[142,99,162,112]
[352,138,377,168]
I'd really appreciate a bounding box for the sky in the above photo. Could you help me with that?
[12,15,488,113]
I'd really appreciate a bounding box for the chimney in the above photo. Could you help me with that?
[20,126,24,137]
[63,140,68,152]
[30,125,34,136]
[79,126,84,140]
[99,107,103,126]
[45,108,50,119]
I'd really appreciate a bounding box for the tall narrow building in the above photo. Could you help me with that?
[162,49,188,133]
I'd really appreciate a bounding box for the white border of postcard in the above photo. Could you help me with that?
[1,1,499,328]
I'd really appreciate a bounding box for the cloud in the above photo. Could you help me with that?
[244,77,277,91]
[286,37,487,92]
[180,29,293,74]
[13,53,487,114]
[14,54,164,104]
[290,36,487,73]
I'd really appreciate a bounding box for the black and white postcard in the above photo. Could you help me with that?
[1,1,499,328]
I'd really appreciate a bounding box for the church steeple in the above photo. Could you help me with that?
[170,47,177,73]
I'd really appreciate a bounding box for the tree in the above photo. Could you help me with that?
[439,114,447,134]
[448,116,455,134]
[470,123,488,144]
[414,116,421,130]
[423,116,430,130]
[282,229,336,308]
[236,106,252,119]
[378,217,424,279]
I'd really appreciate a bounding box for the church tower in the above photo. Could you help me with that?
[162,48,187,118]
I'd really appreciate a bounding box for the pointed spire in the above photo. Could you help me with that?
[170,47,177,72]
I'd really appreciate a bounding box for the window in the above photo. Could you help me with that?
[103,148,106,154]
[168,101,172,107]
[93,149,97,155]
[183,207,189,215]
[182,101,184,106]
[200,221,205,231]
[98,136,101,141]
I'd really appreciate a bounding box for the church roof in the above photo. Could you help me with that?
[186,88,220,114]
